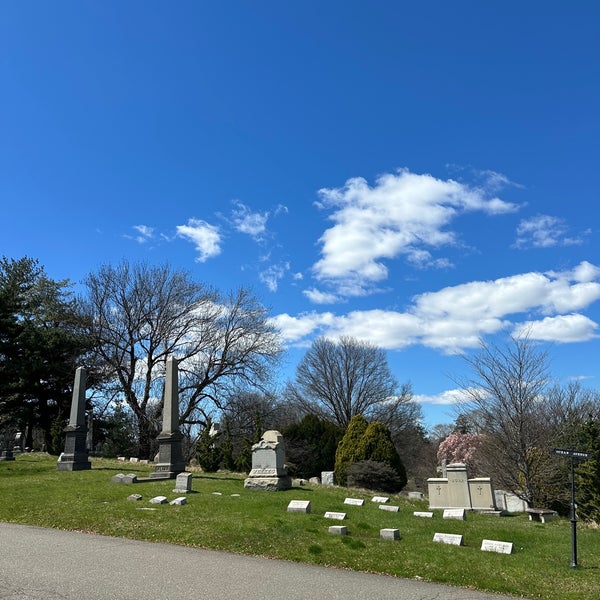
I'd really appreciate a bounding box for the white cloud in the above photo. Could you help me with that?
[231,201,269,240]
[303,288,340,304]
[513,314,599,343]
[176,218,221,262]
[414,388,476,405]
[311,168,519,299]
[126,224,155,244]
[275,262,600,352]
[259,262,290,292]
[514,214,584,249]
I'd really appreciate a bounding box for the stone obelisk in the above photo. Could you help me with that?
[151,357,185,478]
[57,367,91,471]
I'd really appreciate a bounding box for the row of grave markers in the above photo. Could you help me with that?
[287,497,513,555]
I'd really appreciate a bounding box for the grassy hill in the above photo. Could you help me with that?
[1,454,598,599]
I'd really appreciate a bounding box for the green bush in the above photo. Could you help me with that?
[334,414,369,486]
[283,414,344,478]
[196,420,222,472]
[356,421,407,489]
[346,459,406,493]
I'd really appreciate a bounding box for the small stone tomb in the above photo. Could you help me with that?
[321,471,335,486]
[372,496,389,503]
[129,457,139,463]
[324,511,346,520]
[244,430,292,491]
[149,496,168,504]
[481,539,513,554]
[433,533,464,546]
[443,508,466,520]
[127,494,143,502]
[428,463,496,511]
[173,472,193,493]
[170,497,187,506]
[309,477,321,485]
[379,505,400,513]
[287,500,311,514]
[344,498,364,506]
[380,528,400,541]
[414,511,434,518]
[329,526,348,536]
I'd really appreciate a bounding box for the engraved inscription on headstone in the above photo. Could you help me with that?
[379,505,400,512]
[414,511,434,518]
[371,496,389,503]
[287,500,311,513]
[481,539,513,554]
[443,508,466,520]
[324,511,346,520]
[433,532,464,546]
[344,498,365,506]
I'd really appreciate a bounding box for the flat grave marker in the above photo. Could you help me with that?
[481,539,513,554]
[344,498,364,506]
[324,511,346,520]
[380,528,400,541]
[414,511,434,518]
[379,505,400,512]
[372,496,389,503]
[433,532,464,546]
[287,500,311,514]
[443,508,466,520]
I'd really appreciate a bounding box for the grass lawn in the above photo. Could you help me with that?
[1,454,598,599]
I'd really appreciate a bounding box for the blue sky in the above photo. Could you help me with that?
[2,2,599,429]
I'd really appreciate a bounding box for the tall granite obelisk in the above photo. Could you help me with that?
[150,357,185,479]
[57,367,91,471]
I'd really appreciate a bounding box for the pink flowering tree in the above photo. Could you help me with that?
[437,432,485,476]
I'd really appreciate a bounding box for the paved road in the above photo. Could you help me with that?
[0,522,524,600]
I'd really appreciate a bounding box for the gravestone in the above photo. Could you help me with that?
[150,357,186,479]
[170,497,187,506]
[57,367,91,471]
[149,496,168,504]
[495,489,528,513]
[0,430,15,461]
[344,498,364,506]
[287,500,311,513]
[427,463,496,511]
[127,494,143,502]
[244,430,292,491]
[481,539,513,554]
[408,491,424,499]
[414,511,434,518]
[379,505,400,512]
[173,472,193,493]
[443,508,466,520]
[321,471,335,486]
[13,432,24,454]
[372,496,389,503]
[380,528,400,541]
[324,511,346,520]
[329,526,348,536]
[433,532,464,546]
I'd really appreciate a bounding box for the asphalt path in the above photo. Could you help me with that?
[0,522,524,600]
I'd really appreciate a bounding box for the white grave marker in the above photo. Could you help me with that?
[433,532,464,546]
[380,528,400,540]
[414,511,434,518]
[287,500,311,513]
[372,496,389,503]
[379,505,400,512]
[324,511,346,520]
[443,508,466,520]
[481,539,513,554]
[344,498,364,506]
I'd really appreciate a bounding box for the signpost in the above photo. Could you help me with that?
[552,448,592,568]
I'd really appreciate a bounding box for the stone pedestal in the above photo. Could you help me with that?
[244,430,292,491]
[57,367,91,471]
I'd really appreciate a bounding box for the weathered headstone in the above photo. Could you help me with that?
[329,526,348,535]
[379,505,400,512]
[173,472,193,493]
[57,367,91,471]
[0,430,15,461]
[321,471,335,486]
[243,430,292,491]
[433,532,464,546]
[372,496,389,503]
[127,494,143,501]
[495,489,528,513]
[149,496,168,504]
[414,511,434,518]
[150,357,186,479]
[408,491,424,500]
[443,508,466,520]
[170,497,187,506]
[481,539,513,554]
[287,500,311,513]
[380,528,400,541]
[309,476,321,485]
[324,511,346,520]
[13,432,24,454]
[344,498,365,506]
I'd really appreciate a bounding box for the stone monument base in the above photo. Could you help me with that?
[57,452,91,471]
[244,475,292,491]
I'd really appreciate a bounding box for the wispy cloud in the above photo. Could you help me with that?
[310,168,519,299]
[514,214,586,249]
[126,224,155,244]
[231,201,269,240]
[273,261,600,352]
[414,388,476,405]
[176,218,221,262]
[259,261,290,292]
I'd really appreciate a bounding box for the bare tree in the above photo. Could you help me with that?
[80,261,281,459]
[454,334,552,506]
[286,336,411,429]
